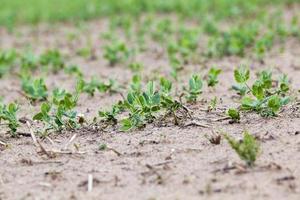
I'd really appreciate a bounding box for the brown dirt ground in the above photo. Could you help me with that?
[1,13,300,200]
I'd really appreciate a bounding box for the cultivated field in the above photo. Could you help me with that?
[0,1,300,199]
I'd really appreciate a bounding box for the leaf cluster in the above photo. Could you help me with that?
[233,66,290,117]
[0,103,19,136]
[224,131,260,167]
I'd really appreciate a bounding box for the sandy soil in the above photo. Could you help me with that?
[0,14,300,200]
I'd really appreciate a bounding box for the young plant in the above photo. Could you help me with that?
[39,49,65,73]
[227,108,240,123]
[21,77,48,101]
[33,84,81,133]
[78,77,101,97]
[185,74,203,102]
[78,77,118,96]
[99,105,120,125]
[207,24,258,57]
[151,19,173,43]
[121,81,160,131]
[0,103,19,136]
[224,131,260,167]
[208,97,217,111]
[237,69,290,117]
[103,41,130,66]
[76,46,93,60]
[207,67,222,87]
[159,77,184,125]
[254,32,274,60]
[130,74,142,93]
[128,62,143,72]
[232,66,253,96]
[64,65,83,78]
[177,27,200,62]
[0,49,17,78]
[20,51,39,72]
[233,66,250,91]
[98,79,118,94]
[120,114,144,132]
[107,77,187,130]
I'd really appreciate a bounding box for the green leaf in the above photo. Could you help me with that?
[227,108,240,121]
[8,103,17,113]
[186,74,203,102]
[234,66,250,83]
[207,67,222,87]
[151,93,161,105]
[280,96,290,106]
[241,97,256,110]
[41,102,51,114]
[258,70,272,89]
[160,77,172,94]
[33,112,44,120]
[252,81,264,100]
[279,74,289,93]
[232,84,247,96]
[267,95,281,113]
[147,81,155,96]
[120,118,133,131]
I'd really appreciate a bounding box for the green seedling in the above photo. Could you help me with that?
[232,66,251,96]
[167,28,200,68]
[159,77,184,125]
[109,15,133,38]
[151,19,173,42]
[76,46,94,60]
[33,84,81,133]
[99,105,120,125]
[98,143,107,151]
[120,114,144,131]
[208,97,217,111]
[20,51,39,72]
[234,66,250,85]
[32,102,52,127]
[159,77,172,95]
[103,41,130,66]
[227,108,240,123]
[78,77,118,96]
[224,131,260,167]
[202,18,219,35]
[121,81,160,131]
[185,74,203,102]
[0,103,19,136]
[120,77,187,130]
[207,23,258,57]
[278,74,289,93]
[233,67,290,117]
[130,74,142,93]
[98,79,118,94]
[0,49,17,78]
[39,49,65,73]
[78,77,101,97]
[207,67,222,87]
[177,27,200,61]
[128,62,143,72]
[254,32,274,60]
[64,65,83,77]
[21,77,48,101]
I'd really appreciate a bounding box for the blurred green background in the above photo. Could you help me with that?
[0,0,297,27]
